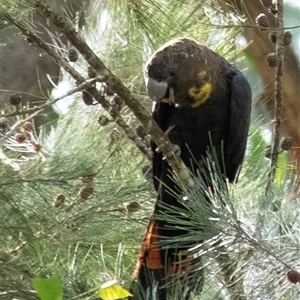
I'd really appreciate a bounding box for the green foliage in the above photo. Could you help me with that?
[0,0,32,31]
[32,277,63,300]
[1,0,299,299]
[156,146,299,299]
[0,102,153,299]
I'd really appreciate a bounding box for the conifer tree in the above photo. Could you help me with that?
[0,1,299,299]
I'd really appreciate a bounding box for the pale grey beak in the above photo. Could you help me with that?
[147,77,168,101]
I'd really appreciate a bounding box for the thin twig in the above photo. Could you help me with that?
[23,0,194,189]
[0,109,44,145]
[266,0,285,194]
[2,12,152,161]
[204,23,300,30]
[3,77,101,118]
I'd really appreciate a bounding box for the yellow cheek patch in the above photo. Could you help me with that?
[188,82,212,107]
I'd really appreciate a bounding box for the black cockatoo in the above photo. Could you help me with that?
[130,38,252,299]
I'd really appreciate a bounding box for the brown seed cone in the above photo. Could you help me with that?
[281,137,293,151]
[125,201,140,213]
[68,49,78,62]
[265,145,272,159]
[268,31,276,44]
[260,0,273,8]
[23,121,34,132]
[15,133,27,143]
[32,143,42,152]
[136,125,148,140]
[98,115,110,126]
[87,66,97,78]
[10,93,22,106]
[255,13,269,29]
[53,194,65,207]
[284,31,292,46]
[79,185,94,200]
[82,91,94,105]
[287,270,300,284]
[266,53,278,67]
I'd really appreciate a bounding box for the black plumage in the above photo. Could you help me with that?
[130,38,252,299]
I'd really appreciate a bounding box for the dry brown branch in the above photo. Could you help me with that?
[266,0,285,192]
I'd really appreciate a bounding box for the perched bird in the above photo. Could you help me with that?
[130,38,252,299]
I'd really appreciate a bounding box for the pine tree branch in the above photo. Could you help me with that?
[23,0,194,189]
[266,0,285,193]
[0,108,43,145]
[3,77,100,118]
[2,12,152,162]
